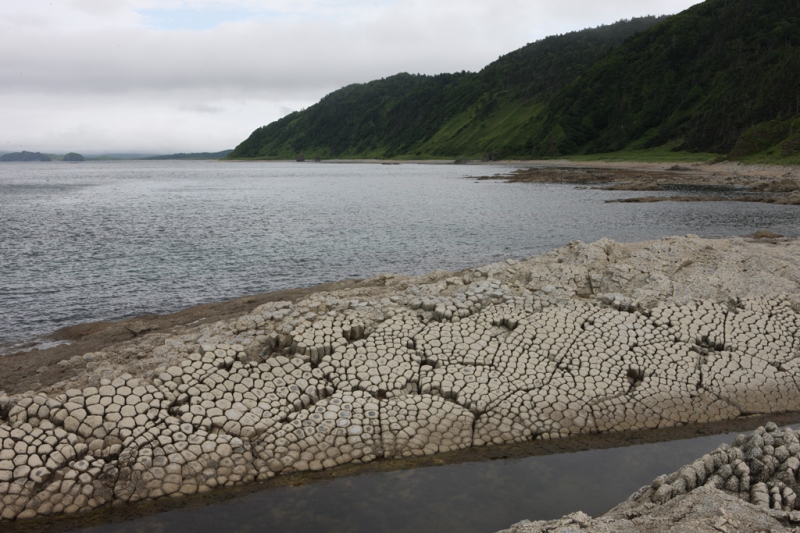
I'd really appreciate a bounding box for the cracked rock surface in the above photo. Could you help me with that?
[1,234,800,522]
[498,424,800,533]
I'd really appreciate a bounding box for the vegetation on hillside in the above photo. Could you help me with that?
[535,0,800,157]
[143,150,233,160]
[229,0,800,163]
[230,17,665,160]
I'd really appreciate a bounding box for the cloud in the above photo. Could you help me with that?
[179,103,226,114]
[137,6,274,31]
[70,0,134,17]
[0,0,704,153]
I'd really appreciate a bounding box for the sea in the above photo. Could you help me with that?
[1,160,798,352]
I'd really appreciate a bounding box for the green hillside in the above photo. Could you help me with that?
[534,0,800,157]
[229,17,666,160]
[142,150,233,160]
[229,0,800,162]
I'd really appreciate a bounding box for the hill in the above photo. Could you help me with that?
[532,0,800,157]
[142,150,233,160]
[229,17,665,160]
[0,151,52,162]
[62,152,85,162]
[229,0,800,162]
[85,154,159,160]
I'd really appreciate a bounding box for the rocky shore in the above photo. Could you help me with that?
[479,162,800,205]
[1,234,800,525]
[500,423,800,533]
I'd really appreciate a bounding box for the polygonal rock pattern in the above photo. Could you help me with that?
[419,364,516,415]
[640,423,800,513]
[160,348,333,438]
[702,351,800,415]
[251,391,379,475]
[2,239,800,522]
[318,312,423,398]
[497,429,800,533]
[380,395,474,458]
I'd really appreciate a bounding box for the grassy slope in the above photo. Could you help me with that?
[229,18,665,161]
[229,0,800,164]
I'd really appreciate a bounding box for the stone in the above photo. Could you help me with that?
[63,416,80,433]
[4,236,800,524]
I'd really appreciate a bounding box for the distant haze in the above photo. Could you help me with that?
[1,0,703,154]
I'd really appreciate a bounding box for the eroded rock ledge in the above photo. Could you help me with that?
[499,424,800,533]
[1,234,799,522]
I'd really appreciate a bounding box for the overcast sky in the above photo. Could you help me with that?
[1,0,703,155]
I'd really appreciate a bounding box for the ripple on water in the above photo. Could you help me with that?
[1,160,798,347]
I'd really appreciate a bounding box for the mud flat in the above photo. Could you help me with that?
[1,234,800,524]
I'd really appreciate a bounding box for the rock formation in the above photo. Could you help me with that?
[1,235,799,522]
[499,424,800,532]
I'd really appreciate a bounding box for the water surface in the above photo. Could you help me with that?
[2,160,798,349]
[75,429,761,533]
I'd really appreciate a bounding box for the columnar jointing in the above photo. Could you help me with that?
[498,424,800,533]
[1,236,799,520]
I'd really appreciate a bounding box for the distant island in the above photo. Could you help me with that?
[0,151,232,162]
[142,150,233,160]
[228,0,800,164]
[0,151,52,162]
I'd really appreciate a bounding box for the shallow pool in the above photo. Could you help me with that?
[73,428,777,533]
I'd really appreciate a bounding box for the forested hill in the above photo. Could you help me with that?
[534,0,800,157]
[229,0,800,161]
[142,150,233,160]
[229,17,666,160]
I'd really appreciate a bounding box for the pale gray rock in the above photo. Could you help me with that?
[497,486,800,532]
[2,236,800,522]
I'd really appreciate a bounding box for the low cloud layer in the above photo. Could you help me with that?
[0,0,703,154]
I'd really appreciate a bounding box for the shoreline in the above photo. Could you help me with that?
[475,163,800,205]
[0,278,386,396]
[2,234,800,527]
[6,412,800,533]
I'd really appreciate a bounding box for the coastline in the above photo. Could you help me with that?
[221,157,800,203]
[2,234,800,528]
[0,278,384,396]
[5,413,800,533]
[475,161,800,205]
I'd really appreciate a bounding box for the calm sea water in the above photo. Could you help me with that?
[75,429,775,533]
[1,160,798,350]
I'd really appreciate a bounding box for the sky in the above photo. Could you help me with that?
[0,0,704,155]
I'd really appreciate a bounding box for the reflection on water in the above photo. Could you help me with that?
[76,429,772,533]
